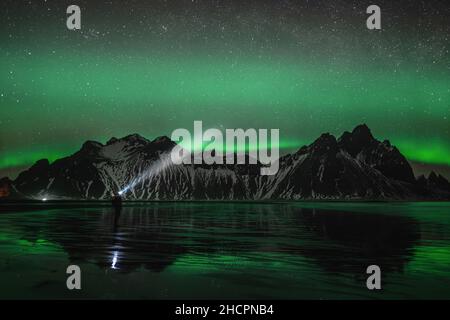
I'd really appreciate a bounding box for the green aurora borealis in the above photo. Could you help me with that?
[0,0,449,178]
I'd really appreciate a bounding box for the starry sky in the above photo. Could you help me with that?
[0,0,449,179]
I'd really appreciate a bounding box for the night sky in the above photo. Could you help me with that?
[0,0,449,179]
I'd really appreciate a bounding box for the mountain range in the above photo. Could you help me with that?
[1,124,449,200]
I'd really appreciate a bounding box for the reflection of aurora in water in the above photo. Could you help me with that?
[1,202,450,299]
[1,203,423,274]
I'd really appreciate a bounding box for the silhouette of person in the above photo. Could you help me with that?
[111,193,122,231]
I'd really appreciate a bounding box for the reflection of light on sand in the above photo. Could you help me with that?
[118,148,186,196]
[111,251,119,269]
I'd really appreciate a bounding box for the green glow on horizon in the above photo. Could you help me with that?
[2,136,450,177]
[394,138,450,167]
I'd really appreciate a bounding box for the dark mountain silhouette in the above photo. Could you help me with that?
[1,124,449,200]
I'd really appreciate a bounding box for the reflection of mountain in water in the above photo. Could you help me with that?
[16,204,420,276]
[297,209,421,275]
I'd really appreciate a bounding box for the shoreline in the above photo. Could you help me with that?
[1,199,449,214]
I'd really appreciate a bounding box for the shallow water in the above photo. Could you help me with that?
[0,202,449,299]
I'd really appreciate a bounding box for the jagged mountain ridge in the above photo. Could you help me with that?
[2,124,449,200]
